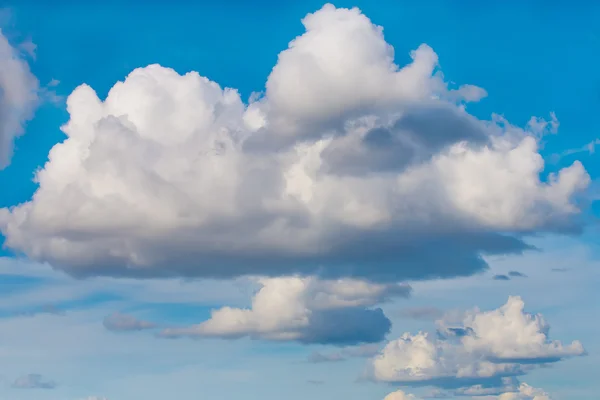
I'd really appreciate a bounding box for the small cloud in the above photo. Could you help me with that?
[40,304,64,315]
[550,138,600,163]
[551,268,570,273]
[308,351,345,363]
[19,304,65,317]
[307,379,325,385]
[12,374,56,389]
[40,87,64,105]
[508,271,527,278]
[395,306,444,320]
[526,112,559,137]
[493,274,511,281]
[103,312,156,332]
[41,79,63,104]
[79,397,109,400]
[17,37,36,59]
[307,343,381,363]
[384,389,422,400]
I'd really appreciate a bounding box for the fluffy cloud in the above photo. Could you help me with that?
[0,4,590,280]
[383,390,420,400]
[450,296,584,362]
[497,383,551,400]
[103,312,156,332]
[160,276,409,344]
[0,28,39,168]
[369,297,584,387]
[12,373,56,389]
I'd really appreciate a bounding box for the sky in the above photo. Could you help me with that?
[0,1,598,399]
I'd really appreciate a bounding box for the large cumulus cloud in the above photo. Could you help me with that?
[0,27,39,168]
[0,4,590,279]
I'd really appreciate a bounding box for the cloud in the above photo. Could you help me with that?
[160,276,409,344]
[0,28,39,168]
[551,138,600,162]
[383,382,551,400]
[508,271,527,278]
[308,351,345,363]
[383,390,420,400]
[435,379,551,399]
[19,304,65,317]
[11,373,56,389]
[18,38,36,59]
[0,4,590,281]
[394,306,444,320]
[497,383,551,400]
[449,296,585,362]
[450,377,519,397]
[493,274,511,281]
[103,312,156,332]
[308,343,381,363]
[369,296,584,387]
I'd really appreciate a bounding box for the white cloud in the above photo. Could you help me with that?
[0,28,39,168]
[497,383,551,400]
[370,331,521,384]
[0,4,589,280]
[450,377,519,396]
[383,390,420,400]
[160,276,409,344]
[451,296,585,361]
[429,380,551,399]
[369,296,584,386]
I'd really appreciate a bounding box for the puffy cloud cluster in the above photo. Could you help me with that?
[160,276,410,344]
[0,4,590,280]
[449,296,584,362]
[0,28,39,168]
[369,297,584,387]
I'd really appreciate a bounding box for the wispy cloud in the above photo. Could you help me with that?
[12,373,56,389]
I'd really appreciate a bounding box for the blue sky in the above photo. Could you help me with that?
[0,1,598,399]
